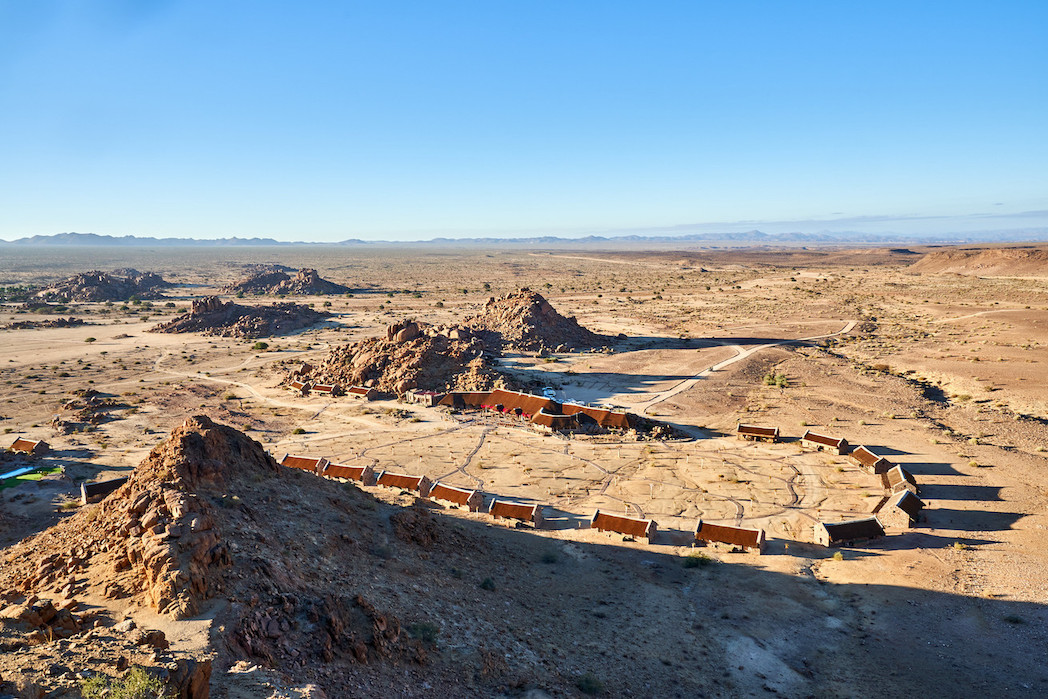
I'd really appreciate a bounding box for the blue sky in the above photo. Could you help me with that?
[0,1,1045,241]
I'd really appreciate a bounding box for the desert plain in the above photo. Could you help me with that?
[0,242,1047,698]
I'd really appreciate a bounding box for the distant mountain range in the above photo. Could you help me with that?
[2,229,1047,247]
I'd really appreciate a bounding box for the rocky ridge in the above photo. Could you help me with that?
[298,319,505,394]
[0,416,421,697]
[151,296,327,338]
[36,270,171,303]
[465,288,611,353]
[224,268,351,295]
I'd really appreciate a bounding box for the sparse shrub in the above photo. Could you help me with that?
[479,577,496,591]
[683,551,712,568]
[832,551,844,561]
[291,427,306,435]
[575,672,604,695]
[1003,614,1025,625]
[407,621,441,645]
[953,541,967,550]
[84,337,96,343]
[540,550,559,564]
[224,394,237,401]
[82,667,172,699]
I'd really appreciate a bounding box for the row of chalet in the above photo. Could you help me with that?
[437,389,636,432]
[279,452,541,525]
[737,424,928,546]
[287,380,379,399]
[279,452,767,552]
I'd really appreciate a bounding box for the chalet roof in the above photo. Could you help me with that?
[695,520,764,549]
[561,403,632,430]
[820,517,885,542]
[591,510,654,538]
[888,490,924,518]
[851,445,889,468]
[9,438,42,453]
[377,471,427,491]
[323,462,367,480]
[428,482,477,506]
[737,424,778,438]
[488,500,538,521]
[802,430,846,448]
[279,454,327,472]
[883,465,918,490]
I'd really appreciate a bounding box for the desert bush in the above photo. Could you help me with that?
[683,551,712,568]
[407,621,441,645]
[82,667,172,699]
[575,672,604,695]
[479,577,496,591]
[832,551,844,561]
[291,427,306,435]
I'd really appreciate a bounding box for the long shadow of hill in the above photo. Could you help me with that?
[315,472,1048,697]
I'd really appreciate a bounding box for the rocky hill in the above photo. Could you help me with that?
[150,296,327,338]
[910,246,1048,276]
[224,268,351,295]
[296,319,505,394]
[35,270,171,302]
[466,288,612,353]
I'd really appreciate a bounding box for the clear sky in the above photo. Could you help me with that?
[0,1,1045,241]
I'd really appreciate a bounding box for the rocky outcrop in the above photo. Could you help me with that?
[150,296,327,338]
[36,270,170,302]
[290,319,505,394]
[224,268,351,295]
[466,288,610,353]
[0,317,88,331]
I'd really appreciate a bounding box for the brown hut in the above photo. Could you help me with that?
[800,430,848,455]
[590,510,657,540]
[694,520,766,553]
[875,490,924,528]
[428,481,483,512]
[736,424,779,443]
[850,445,892,474]
[376,471,433,497]
[322,462,377,486]
[9,438,48,455]
[279,454,329,474]
[488,499,543,526]
[814,517,885,547]
[880,465,919,495]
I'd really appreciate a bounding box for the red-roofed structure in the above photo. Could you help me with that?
[736,424,779,443]
[428,481,483,511]
[488,499,543,526]
[695,520,766,553]
[322,462,376,486]
[9,438,48,455]
[591,510,657,540]
[376,471,432,496]
[279,454,329,474]
[801,430,849,454]
[850,445,892,474]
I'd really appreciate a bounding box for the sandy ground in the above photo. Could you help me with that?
[2,244,1048,696]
